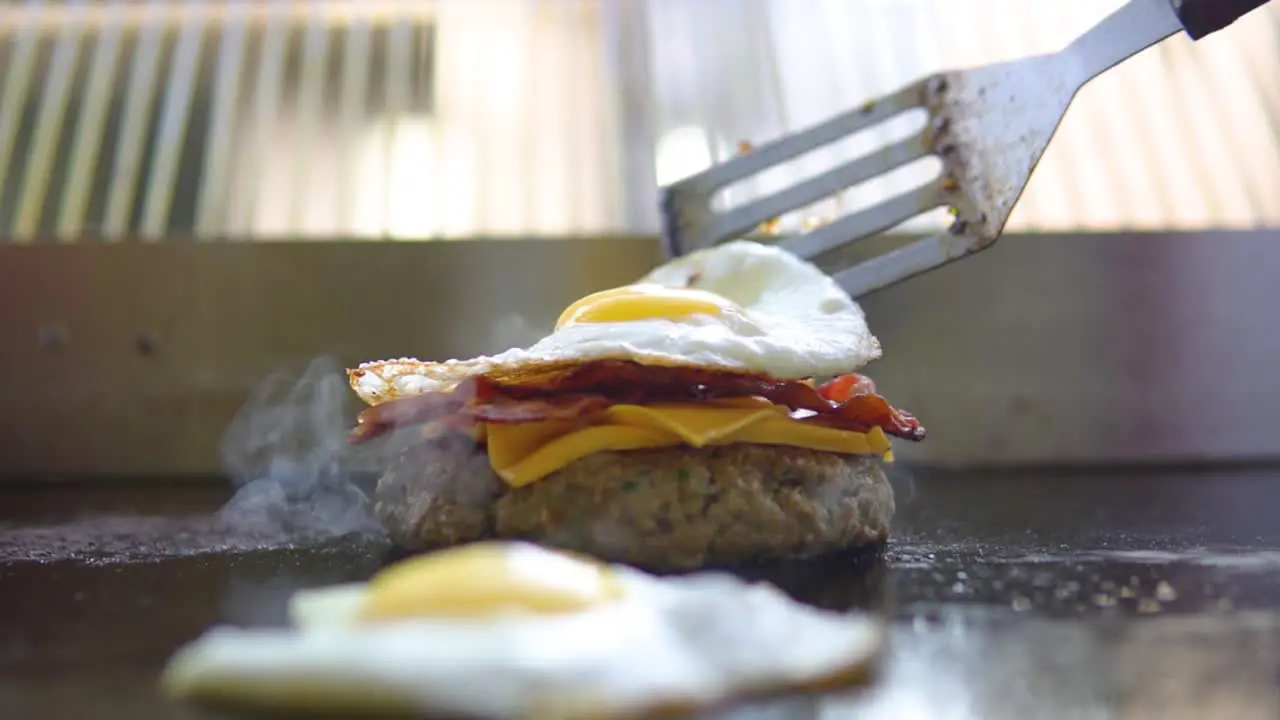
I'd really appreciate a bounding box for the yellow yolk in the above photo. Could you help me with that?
[556,284,740,329]
[484,398,894,487]
[359,542,624,622]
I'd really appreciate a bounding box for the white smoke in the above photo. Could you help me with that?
[213,312,545,543]
[484,313,552,353]
[217,356,383,539]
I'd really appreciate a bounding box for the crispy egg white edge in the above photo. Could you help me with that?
[162,568,886,719]
[350,241,882,404]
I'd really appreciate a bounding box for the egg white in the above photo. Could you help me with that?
[350,241,881,405]
[162,568,885,719]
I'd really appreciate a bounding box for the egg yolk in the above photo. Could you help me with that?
[556,284,739,329]
[359,542,625,621]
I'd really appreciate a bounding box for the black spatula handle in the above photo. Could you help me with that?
[1174,0,1272,40]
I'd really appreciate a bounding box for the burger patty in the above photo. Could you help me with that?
[374,438,894,570]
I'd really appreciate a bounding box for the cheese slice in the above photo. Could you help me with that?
[485,400,893,487]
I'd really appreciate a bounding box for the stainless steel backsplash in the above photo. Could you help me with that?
[862,230,1280,467]
[2,231,1278,476]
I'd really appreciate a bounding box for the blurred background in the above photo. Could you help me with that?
[0,0,1277,476]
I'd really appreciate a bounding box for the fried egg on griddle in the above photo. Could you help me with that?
[162,542,885,718]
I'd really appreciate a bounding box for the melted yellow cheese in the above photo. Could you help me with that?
[486,399,893,487]
[360,542,624,621]
[556,284,741,329]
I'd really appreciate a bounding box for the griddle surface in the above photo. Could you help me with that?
[4,468,1280,719]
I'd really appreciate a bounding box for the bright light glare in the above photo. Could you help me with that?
[356,115,437,238]
[654,125,713,187]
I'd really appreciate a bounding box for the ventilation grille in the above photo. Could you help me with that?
[0,0,445,241]
[0,0,1275,241]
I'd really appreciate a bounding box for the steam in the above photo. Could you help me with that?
[218,356,383,540]
[220,574,311,628]
[212,309,547,546]
[885,462,918,508]
[485,313,551,353]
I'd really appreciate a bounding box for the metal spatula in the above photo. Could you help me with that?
[660,0,1272,297]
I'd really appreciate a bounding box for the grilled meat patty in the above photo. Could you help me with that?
[374,437,894,570]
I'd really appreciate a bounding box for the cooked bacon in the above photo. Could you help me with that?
[817,373,877,400]
[347,378,474,443]
[347,360,924,445]
[488,361,924,441]
[766,376,924,441]
[470,393,611,423]
[348,383,610,444]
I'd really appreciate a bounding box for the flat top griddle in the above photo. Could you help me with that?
[4,468,1280,719]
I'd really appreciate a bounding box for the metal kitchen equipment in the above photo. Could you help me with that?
[1,8,1280,714]
[660,0,1273,297]
[0,0,1277,476]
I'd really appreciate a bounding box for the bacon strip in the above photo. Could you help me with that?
[347,379,473,443]
[470,393,611,423]
[488,360,924,441]
[349,384,610,444]
[767,377,923,441]
[348,360,924,445]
